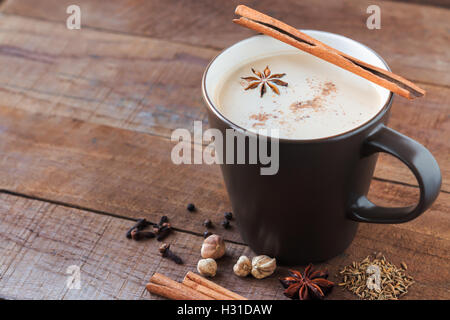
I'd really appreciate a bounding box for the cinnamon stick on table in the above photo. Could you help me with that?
[147,272,213,300]
[146,272,248,300]
[233,5,425,100]
[182,277,234,300]
[146,282,193,300]
[185,271,248,300]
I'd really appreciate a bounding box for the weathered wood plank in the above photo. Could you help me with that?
[0,107,447,243]
[367,182,449,239]
[387,0,450,8]
[0,192,448,300]
[0,14,215,139]
[0,1,447,302]
[0,15,447,190]
[374,82,450,190]
[2,0,449,85]
[0,106,236,241]
[0,192,260,300]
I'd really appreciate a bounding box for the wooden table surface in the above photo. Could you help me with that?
[0,0,448,300]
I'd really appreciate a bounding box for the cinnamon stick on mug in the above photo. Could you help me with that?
[233,5,425,100]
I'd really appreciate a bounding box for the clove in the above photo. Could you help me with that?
[131,229,156,241]
[126,218,152,239]
[159,243,183,264]
[156,222,172,241]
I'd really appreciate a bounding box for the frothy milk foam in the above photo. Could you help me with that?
[214,52,386,140]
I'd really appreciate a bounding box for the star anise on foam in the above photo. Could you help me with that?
[279,264,334,300]
[241,66,288,98]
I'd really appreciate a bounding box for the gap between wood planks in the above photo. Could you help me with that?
[1,181,445,247]
[0,4,447,300]
[0,13,446,195]
[1,169,447,249]
[373,177,449,194]
[0,189,447,300]
[0,188,249,246]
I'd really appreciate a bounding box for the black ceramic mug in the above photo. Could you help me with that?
[202,31,441,264]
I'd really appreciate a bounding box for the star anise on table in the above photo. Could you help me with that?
[241,66,288,97]
[279,264,334,300]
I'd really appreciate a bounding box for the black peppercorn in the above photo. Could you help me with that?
[203,230,212,238]
[224,212,233,220]
[158,215,169,226]
[221,219,230,229]
[203,219,212,228]
[187,203,196,212]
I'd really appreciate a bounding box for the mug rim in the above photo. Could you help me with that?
[201,30,394,144]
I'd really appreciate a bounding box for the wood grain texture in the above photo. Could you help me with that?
[0,14,215,139]
[0,1,448,301]
[2,0,449,85]
[388,0,450,8]
[0,106,448,243]
[0,15,447,190]
[0,106,236,241]
[0,192,448,300]
[374,82,449,190]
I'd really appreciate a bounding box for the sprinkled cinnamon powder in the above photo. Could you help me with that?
[290,81,337,113]
[252,122,266,128]
[249,112,278,128]
[290,96,322,111]
[322,82,336,96]
[249,112,271,122]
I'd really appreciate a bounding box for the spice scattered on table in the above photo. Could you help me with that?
[158,215,169,225]
[233,256,252,277]
[131,229,155,241]
[251,255,277,279]
[156,222,172,241]
[201,234,226,259]
[126,216,173,241]
[146,272,247,300]
[338,253,414,300]
[203,219,212,228]
[184,272,248,300]
[150,216,172,241]
[203,230,212,238]
[221,219,230,229]
[279,264,334,300]
[197,258,217,277]
[159,243,183,264]
[224,212,233,220]
[125,218,152,239]
[187,203,196,212]
[147,272,212,300]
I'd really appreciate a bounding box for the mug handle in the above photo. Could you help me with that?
[349,125,441,223]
